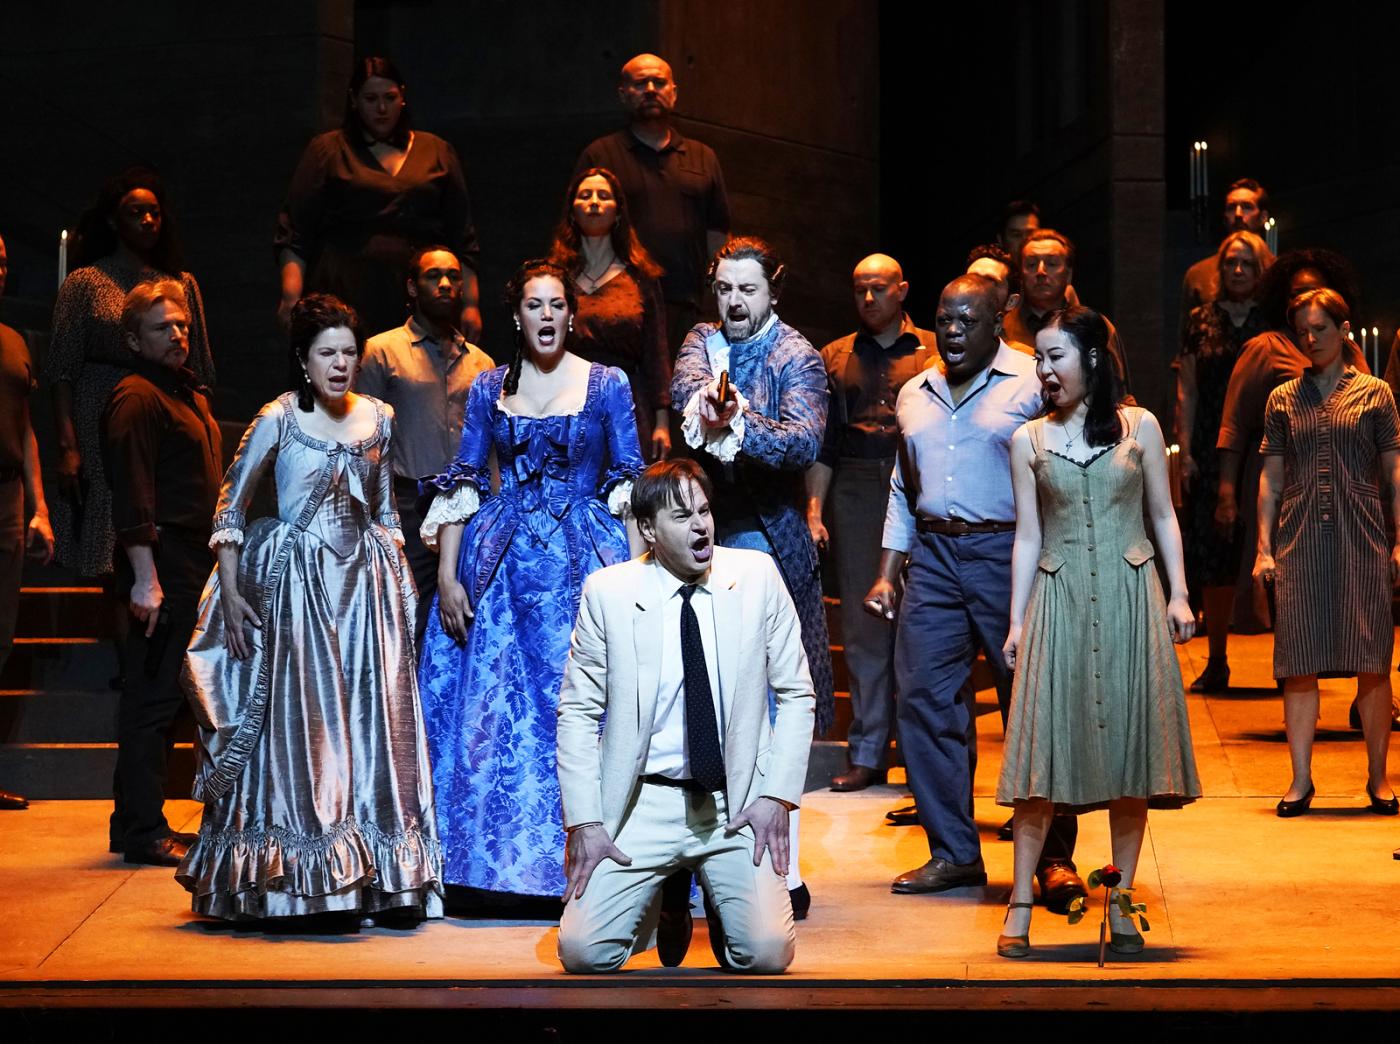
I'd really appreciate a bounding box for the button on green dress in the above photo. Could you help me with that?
[997,408,1202,812]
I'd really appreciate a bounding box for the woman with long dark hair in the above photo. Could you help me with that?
[548,166,671,459]
[416,259,644,901]
[47,166,215,579]
[178,293,442,923]
[276,56,482,339]
[996,306,1200,958]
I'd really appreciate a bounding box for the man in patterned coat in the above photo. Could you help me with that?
[669,235,830,923]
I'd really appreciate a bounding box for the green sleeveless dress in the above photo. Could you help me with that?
[997,408,1202,812]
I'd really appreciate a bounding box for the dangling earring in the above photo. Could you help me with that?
[514,318,521,331]
[568,317,574,332]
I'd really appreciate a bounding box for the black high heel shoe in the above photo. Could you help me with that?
[1366,782,1398,816]
[1276,783,1315,818]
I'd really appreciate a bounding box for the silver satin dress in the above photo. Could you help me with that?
[177,393,443,920]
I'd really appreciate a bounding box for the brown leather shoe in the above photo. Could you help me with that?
[0,789,28,811]
[891,856,987,894]
[1036,862,1087,913]
[656,870,694,967]
[830,765,886,792]
[123,835,191,867]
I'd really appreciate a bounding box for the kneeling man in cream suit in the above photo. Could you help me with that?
[556,459,816,973]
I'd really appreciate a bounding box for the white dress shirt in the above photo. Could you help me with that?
[644,559,726,778]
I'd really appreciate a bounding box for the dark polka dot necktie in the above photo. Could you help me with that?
[680,584,725,792]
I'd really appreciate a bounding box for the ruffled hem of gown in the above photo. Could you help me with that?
[176,817,445,921]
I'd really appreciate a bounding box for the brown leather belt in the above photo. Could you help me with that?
[916,517,1016,536]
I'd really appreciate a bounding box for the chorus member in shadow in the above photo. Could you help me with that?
[359,245,494,645]
[806,254,934,792]
[1253,288,1399,819]
[1215,249,1369,634]
[1174,231,1272,692]
[0,233,55,813]
[866,275,1084,907]
[100,281,221,867]
[549,167,671,460]
[276,56,482,340]
[576,54,730,355]
[671,236,831,920]
[997,307,1200,959]
[178,294,442,921]
[417,259,644,900]
[1001,229,1131,392]
[48,166,215,583]
[1179,178,1270,345]
[556,459,814,973]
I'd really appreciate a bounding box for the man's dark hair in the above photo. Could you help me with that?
[631,458,713,524]
[707,236,786,299]
[966,243,1020,293]
[1000,199,1040,232]
[405,243,460,283]
[1022,228,1076,269]
[1226,177,1270,214]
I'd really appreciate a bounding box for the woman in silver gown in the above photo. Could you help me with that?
[177,294,442,922]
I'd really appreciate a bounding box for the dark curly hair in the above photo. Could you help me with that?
[706,236,785,300]
[288,293,364,412]
[502,259,578,396]
[70,166,185,276]
[548,167,662,282]
[1255,247,1360,331]
[1037,306,1127,448]
[966,243,1020,294]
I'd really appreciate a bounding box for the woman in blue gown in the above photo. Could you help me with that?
[418,259,644,898]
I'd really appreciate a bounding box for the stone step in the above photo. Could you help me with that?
[0,741,195,800]
[13,584,108,639]
[0,687,120,742]
[0,636,114,691]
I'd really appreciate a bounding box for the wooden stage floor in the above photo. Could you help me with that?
[2,633,1399,1023]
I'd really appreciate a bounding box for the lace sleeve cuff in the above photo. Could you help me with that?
[209,527,244,549]
[420,484,481,550]
[387,527,406,548]
[680,387,749,464]
[606,480,634,520]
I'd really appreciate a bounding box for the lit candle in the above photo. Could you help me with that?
[1201,141,1209,200]
[58,229,68,292]
[1374,327,1381,374]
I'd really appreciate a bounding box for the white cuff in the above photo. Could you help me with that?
[209,527,244,549]
[606,480,634,520]
[420,484,481,550]
[680,387,749,464]
[388,527,406,548]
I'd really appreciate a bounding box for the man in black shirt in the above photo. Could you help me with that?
[805,254,934,791]
[101,279,222,866]
[576,53,731,356]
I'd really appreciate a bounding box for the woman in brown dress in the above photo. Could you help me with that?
[276,56,482,340]
[548,167,671,461]
[1254,288,1399,818]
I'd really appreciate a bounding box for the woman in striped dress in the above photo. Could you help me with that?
[1254,288,1399,818]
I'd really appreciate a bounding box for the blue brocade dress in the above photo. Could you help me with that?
[417,364,643,896]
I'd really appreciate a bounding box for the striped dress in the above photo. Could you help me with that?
[1261,368,1400,678]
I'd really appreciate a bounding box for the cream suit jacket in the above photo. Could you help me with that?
[557,546,816,837]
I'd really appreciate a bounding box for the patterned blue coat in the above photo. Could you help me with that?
[671,318,835,731]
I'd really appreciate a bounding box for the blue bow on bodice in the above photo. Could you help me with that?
[507,416,574,519]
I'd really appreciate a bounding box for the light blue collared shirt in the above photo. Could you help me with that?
[882,341,1044,553]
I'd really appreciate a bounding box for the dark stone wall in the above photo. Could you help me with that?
[0,1,879,423]
[0,2,354,419]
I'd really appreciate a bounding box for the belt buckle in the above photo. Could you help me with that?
[948,518,971,535]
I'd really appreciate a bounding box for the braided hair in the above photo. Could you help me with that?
[502,258,578,396]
